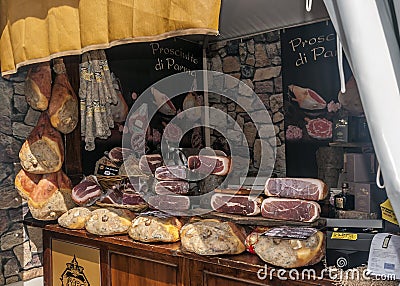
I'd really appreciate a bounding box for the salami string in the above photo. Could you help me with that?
[79,50,117,151]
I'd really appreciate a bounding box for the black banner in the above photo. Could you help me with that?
[82,38,203,175]
[281,21,351,177]
[106,38,202,97]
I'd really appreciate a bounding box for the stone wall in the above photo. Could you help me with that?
[207,31,286,178]
[0,72,43,285]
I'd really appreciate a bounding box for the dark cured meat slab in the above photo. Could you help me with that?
[99,180,147,206]
[99,187,123,204]
[122,191,147,206]
[211,194,263,216]
[139,154,163,174]
[155,181,190,195]
[108,147,134,165]
[264,178,328,201]
[148,195,190,211]
[261,198,321,222]
[187,155,230,176]
[155,166,187,181]
[71,176,102,206]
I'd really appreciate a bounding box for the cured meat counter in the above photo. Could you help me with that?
[14,55,394,286]
[42,224,335,286]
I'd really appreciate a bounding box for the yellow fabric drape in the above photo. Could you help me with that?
[0,0,221,75]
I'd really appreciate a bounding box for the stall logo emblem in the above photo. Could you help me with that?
[60,255,90,286]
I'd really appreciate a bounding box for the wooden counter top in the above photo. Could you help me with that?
[43,224,336,286]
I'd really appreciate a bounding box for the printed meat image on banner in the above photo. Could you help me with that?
[281,21,351,177]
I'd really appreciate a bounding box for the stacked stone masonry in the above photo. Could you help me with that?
[0,71,43,285]
[207,31,286,179]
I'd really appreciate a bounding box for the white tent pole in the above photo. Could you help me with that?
[324,0,400,219]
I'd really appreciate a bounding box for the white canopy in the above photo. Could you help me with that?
[214,0,329,41]
[324,0,400,221]
[214,0,400,221]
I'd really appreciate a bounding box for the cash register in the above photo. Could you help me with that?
[325,218,382,269]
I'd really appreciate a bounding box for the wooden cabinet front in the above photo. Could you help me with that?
[110,252,180,286]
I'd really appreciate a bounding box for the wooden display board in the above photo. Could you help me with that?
[51,240,100,286]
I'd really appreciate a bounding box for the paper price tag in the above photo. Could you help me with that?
[263,227,317,240]
[331,232,358,241]
[97,164,119,176]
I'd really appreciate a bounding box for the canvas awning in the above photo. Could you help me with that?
[0,0,221,75]
[0,0,334,76]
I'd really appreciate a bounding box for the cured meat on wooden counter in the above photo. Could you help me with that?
[85,209,131,235]
[148,195,190,211]
[71,176,102,206]
[58,207,92,230]
[261,197,321,222]
[122,191,147,206]
[180,219,246,256]
[211,193,263,216]
[155,166,188,181]
[97,181,148,212]
[264,177,328,201]
[19,112,64,174]
[252,227,325,268]
[155,181,190,195]
[139,154,163,174]
[188,155,230,176]
[129,215,182,243]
